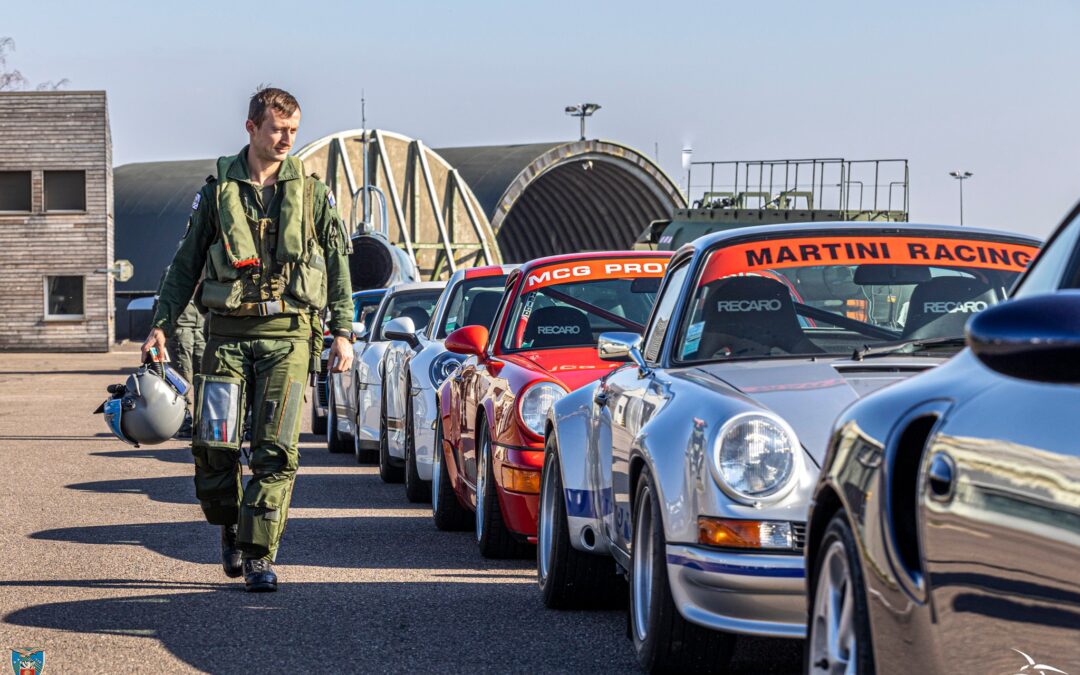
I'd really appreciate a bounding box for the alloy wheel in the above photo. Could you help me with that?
[537,456,557,582]
[475,432,488,543]
[810,540,858,675]
[631,484,654,643]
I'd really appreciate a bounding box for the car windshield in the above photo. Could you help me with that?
[437,275,509,338]
[374,290,442,341]
[501,257,668,352]
[353,294,384,333]
[675,233,1039,362]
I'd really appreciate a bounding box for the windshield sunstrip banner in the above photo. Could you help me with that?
[523,257,670,292]
[701,236,1038,282]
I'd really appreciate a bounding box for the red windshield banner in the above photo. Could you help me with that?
[522,257,670,292]
[700,236,1038,284]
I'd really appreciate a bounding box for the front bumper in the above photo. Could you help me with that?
[494,446,544,539]
[412,386,438,481]
[665,544,806,638]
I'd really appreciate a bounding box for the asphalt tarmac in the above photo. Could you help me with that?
[0,350,802,674]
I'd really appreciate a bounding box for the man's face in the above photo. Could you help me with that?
[246,108,301,164]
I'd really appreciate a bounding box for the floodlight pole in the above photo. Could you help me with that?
[949,170,973,226]
[565,103,601,141]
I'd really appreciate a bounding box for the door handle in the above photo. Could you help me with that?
[927,452,956,502]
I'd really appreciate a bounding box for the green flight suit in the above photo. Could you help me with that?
[152,146,353,561]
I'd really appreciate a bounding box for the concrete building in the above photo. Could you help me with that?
[0,91,114,351]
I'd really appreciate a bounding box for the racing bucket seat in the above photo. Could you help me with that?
[524,306,592,349]
[696,276,822,359]
[901,276,998,340]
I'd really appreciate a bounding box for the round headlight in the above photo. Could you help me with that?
[711,412,799,503]
[429,351,466,387]
[517,381,567,437]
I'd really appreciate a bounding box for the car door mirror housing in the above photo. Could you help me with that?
[599,331,651,375]
[445,325,489,359]
[967,291,1080,383]
[383,317,420,348]
[351,321,367,340]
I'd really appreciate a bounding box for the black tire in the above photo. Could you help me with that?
[326,385,350,454]
[432,407,473,531]
[537,443,625,609]
[475,420,531,559]
[404,384,431,503]
[630,470,735,673]
[311,379,328,436]
[806,512,876,675]
[378,386,404,483]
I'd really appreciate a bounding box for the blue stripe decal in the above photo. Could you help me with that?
[667,554,805,578]
[564,488,614,519]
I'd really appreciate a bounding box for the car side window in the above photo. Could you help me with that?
[1012,211,1080,297]
[642,262,689,364]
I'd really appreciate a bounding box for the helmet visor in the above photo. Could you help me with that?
[103,398,136,445]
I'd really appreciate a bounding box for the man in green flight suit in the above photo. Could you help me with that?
[144,87,354,592]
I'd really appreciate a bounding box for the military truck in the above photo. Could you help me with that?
[636,157,909,250]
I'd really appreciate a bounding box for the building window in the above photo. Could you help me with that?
[0,171,32,211]
[44,170,86,211]
[44,276,85,320]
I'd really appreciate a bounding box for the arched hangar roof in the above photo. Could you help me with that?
[438,140,686,263]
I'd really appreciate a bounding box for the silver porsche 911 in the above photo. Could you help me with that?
[538,222,1041,672]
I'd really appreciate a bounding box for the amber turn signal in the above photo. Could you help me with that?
[697,517,793,549]
[501,466,541,493]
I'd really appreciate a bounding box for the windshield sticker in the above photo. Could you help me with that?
[524,258,669,291]
[701,237,1038,283]
[682,321,704,358]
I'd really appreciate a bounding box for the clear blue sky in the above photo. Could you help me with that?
[6,0,1078,237]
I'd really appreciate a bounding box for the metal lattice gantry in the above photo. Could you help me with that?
[295,130,500,280]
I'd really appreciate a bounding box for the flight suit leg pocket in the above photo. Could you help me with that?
[275,379,304,450]
[239,474,293,560]
[193,374,244,450]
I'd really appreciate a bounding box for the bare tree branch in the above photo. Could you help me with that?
[0,37,67,91]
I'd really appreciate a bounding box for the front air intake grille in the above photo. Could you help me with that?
[792,523,807,552]
[315,371,329,407]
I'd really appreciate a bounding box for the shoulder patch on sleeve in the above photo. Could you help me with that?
[327,191,336,209]
[191,193,201,210]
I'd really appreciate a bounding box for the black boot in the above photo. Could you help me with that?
[243,558,278,592]
[220,525,243,578]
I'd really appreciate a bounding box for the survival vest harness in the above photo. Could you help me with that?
[200,155,328,317]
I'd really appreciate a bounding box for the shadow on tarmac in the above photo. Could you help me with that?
[67,471,410,510]
[1,578,640,674]
[30,517,513,571]
[1,575,802,674]
[90,433,358,468]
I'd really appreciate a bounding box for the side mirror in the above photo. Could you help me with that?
[967,291,1080,383]
[445,325,489,359]
[598,332,650,375]
[351,321,367,340]
[384,317,420,348]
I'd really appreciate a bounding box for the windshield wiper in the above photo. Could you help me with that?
[852,336,968,361]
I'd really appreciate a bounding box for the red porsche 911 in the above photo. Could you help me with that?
[434,251,671,557]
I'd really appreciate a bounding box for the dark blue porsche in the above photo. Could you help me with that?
[805,206,1080,675]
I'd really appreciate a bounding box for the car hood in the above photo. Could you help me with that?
[502,347,621,392]
[692,357,945,466]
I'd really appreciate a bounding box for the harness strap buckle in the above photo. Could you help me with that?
[258,299,285,316]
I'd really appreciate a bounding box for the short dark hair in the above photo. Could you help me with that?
[248,86,300,126]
